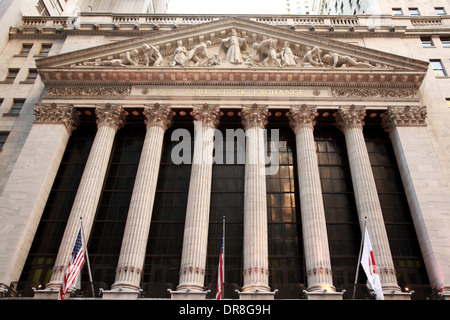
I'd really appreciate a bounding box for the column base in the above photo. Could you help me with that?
[33,287,61,300]
[238,290,277,300]
[382,291,412,300]
[102,288,140,300]
[169,289,209,300]
[305,291,343,300]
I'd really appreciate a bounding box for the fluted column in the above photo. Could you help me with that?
[104,104,173,299]
[0,104,79,296]
[173,104,220,299]
[383,106,450,299]
[288,105,338,298]
[239,104,272,298]
[42,104,127,296]
[335,105,401,295]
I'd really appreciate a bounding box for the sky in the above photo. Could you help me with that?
[167,0,286,15]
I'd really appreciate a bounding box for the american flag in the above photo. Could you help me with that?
[58,229,85,300]
[216,225,225,300]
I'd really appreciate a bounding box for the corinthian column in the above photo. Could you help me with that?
[239,104,274,299]
[172,104,220,300]
[0,104,79,296]
[40,104,127,298]
[335,105,401,297]
[103,104,173,300]
[288,105,340,300]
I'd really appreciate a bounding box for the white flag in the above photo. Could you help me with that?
[361,229,384,300]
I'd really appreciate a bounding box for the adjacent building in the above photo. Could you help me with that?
[0,0,449,300]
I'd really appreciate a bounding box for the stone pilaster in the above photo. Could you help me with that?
[383,106,450,300]
[335,105,402,298]
[239,104,274,300]
[36,104,127,299]
[288,105,341,300]
[104,104,173,300]
[0,104,79,296]
[172,104,220,300]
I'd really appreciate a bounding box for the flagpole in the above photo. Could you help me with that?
[352,217,367,300]
[222,216,225,285]
[80,217,95,297]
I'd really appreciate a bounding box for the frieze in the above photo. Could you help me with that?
[331,88,417,98]
[47,86,131,96]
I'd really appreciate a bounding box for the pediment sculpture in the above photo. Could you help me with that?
[75,31,387,70]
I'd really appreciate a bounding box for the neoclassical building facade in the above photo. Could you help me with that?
[0,12,450,300]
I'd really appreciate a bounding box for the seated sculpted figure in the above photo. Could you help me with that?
[252,39,282,67]
[322,52,374,68]
[142,44,163,67]
[301,46,323,67]
[169,40,188,67]
[182,41,212,66]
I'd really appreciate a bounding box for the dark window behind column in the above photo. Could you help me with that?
[18,119,96,297]
[266,116,304,300]
[364,124,431,300]
[206,111,245,300]
[142,111,192,298]
[314,120,363,299]
[87,121,146,291]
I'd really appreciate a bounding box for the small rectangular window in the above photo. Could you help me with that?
[392,8,403,15]
[0,132,9,151]
[39,44,52,56]
[409,8,420,16]
[20,44,33,55]
[26,69,38,82]
[11,99,25,114]
[430,59,447,77]
[6,69,20,82]
[440,36,450,47]
[435,7,446,15]
[446,98,450,108]
[421,36,434,47]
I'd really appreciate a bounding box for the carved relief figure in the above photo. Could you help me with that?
[182,41,212,66]
[169,40,188,67]
[322,52,374,68]
[100,49,140,66]
[301,46,323,67]
[219,29,248,64]
[251,39,282,68]
[280,41,298,67]
[142,44,163,67]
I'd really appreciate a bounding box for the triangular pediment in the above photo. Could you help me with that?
[36,17,428,87]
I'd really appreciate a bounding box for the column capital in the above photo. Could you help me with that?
[95,103,128,130]
[240,104,269,131]
[382,106,427,134]
[33,103,80,134]
[190,103,221,129]
[335,105,366,132]
[143,103,173,131]
[288,104,318,131]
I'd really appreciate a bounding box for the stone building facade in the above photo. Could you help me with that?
[0,6,450,300]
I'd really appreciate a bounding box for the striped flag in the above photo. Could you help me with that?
[361,229,384,300]
[216,220,225,300]
[58,229,85,300]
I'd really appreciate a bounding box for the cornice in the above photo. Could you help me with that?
[39,66,425,89]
